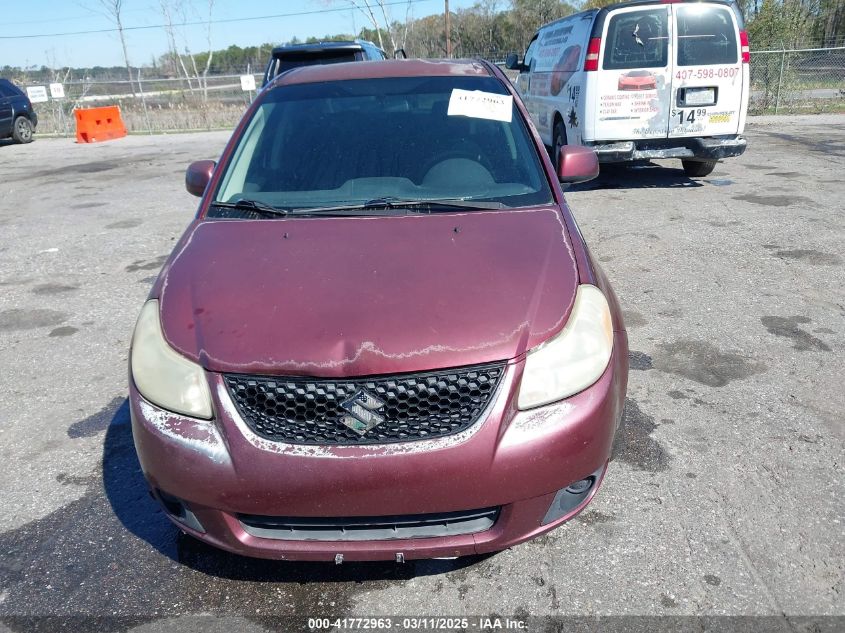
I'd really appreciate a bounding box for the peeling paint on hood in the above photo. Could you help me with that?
[159,208,578,377]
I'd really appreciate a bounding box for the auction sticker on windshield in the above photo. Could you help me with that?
[448,89,513,122]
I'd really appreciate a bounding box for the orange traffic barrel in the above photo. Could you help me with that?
[74,106,127,143]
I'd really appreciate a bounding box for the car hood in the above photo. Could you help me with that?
[159,208,578,377]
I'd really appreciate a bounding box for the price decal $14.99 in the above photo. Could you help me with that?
[671,108,707,124]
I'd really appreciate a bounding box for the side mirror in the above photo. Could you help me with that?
[505,53,522,71]
[185,160,216,197]
[394,48,407,59]
[557,146,599,184]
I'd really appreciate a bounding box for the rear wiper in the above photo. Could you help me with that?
[210,198,291,218]
[291,197,505,215]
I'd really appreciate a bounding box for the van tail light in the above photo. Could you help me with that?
[740,30,750,63]
[584,38,601,71]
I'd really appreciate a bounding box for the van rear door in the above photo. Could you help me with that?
[668,3,744,137]
[593,4,672,141]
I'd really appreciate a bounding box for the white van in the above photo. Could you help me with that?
[506,0,749,177]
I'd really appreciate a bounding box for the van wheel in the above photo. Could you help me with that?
[12,116,34,144]
[682,159,716,177]
[553,120,567,170]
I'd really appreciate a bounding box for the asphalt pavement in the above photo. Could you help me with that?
[0,115,843,632]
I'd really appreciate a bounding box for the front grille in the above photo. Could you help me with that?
[223,362,505,445]
[238,507,500,541]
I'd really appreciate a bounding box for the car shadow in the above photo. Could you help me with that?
[569,162,706,191]
[102,399,495,583]
[0,138,20,148]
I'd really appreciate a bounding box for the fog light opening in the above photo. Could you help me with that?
[155,489,206,533]
[565,476,595,495]
[541,465,606,526]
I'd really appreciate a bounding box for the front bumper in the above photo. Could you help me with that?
[129,331,627,561]
[589,135,747,163]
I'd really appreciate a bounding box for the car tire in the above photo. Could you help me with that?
[12,116,34,144]
[682,159,716,177]
[553,119,567,172]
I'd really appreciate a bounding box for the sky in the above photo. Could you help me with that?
[0,0,479,69]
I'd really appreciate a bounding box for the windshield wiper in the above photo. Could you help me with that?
[365,197,505,210]
[210,198,291,218]
[290,197,505,215]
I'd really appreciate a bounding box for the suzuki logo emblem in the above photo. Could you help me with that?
[340,389,386,436]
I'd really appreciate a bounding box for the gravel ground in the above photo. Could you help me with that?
[0,116,842,632]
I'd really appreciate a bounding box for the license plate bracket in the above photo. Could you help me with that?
[681,87,716,107]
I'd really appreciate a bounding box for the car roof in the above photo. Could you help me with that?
[271,59,494,87]
[0,78,23,93]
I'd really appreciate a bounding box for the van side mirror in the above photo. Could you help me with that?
[185,160,216,197]
[505,53,525,72]
[557,146,599,184]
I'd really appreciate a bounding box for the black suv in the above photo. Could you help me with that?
[0,79,38,144]
[261,40,386,87]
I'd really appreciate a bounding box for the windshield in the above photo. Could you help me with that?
[213,75,553,215]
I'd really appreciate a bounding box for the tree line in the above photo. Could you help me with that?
[3,0,842,85]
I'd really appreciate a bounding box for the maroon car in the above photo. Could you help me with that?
[129,59,628,562]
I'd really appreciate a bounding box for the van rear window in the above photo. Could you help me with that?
[676,6,738,66]
[277,52,362,73]
[603,9,668,70]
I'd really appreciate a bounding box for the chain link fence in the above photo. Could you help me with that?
[17,46,845,136]
[749,47,845,114]
[22,72,262,136]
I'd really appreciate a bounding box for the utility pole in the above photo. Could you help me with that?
[445,0,452,58]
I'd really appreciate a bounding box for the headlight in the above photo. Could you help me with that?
[130,300,213,419]
[518,284,613,410]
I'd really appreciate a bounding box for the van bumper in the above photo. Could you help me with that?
[588,135,747,163]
